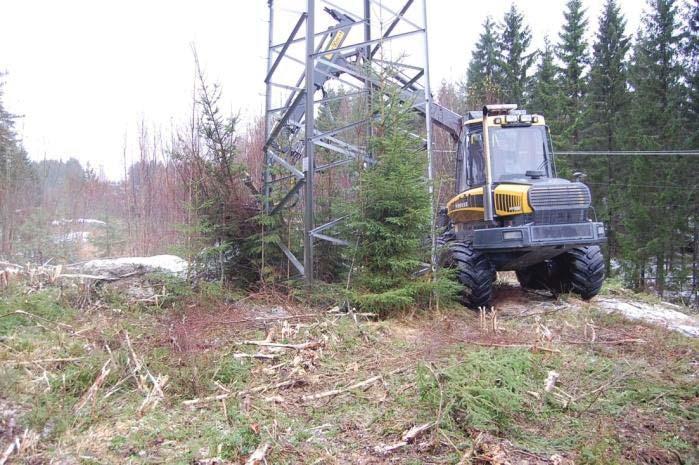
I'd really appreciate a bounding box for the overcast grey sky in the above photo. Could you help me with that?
[1,0,645,179]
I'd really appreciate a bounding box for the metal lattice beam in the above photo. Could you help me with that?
[263,0,436,285]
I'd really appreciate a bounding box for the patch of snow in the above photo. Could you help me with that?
[595,297,699,338]
[52,231,91,244]
[76,218,107,226]
[51,218,107,227]
[0,262,23,274]
[609,258,622,272]
[80,255,188,277]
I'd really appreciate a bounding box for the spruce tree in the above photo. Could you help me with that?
[584,0,630,151]
[465,17,504,107]
[0,77,38,256]
[556,0,589,149]
[528,38,562,123]
[682,0,699,147]
[629,0,684,150]
[498,4,537,104]
[623,0,687,295]
[686,1,699,299]
[349,85,436,315]
[583,0,630,273]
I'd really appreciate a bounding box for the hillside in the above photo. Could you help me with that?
[1,272,696,464]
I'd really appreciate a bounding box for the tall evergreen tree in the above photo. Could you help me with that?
[629,0,684,150]
[682,0,699,147]
[556,0,589,149]
[528,37,562,123]
[584,0,630,151]
[623,0,688,295]
[0,77,38,256]
[498,4,536,104]
[685,0,699,299]
[583,0,630,273]
[465,17,504,107]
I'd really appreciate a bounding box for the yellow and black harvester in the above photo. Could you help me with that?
[438,104,606,308]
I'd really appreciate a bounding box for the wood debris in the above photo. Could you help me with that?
[245,442,270,465]
[0,435,20,465]
[183,379,305,406]
[241,340,322,350]
[374,422,435,455]
[74,359,112,413]
[233,352,280,361]
[302,374,382,402]
[544,370,560,393]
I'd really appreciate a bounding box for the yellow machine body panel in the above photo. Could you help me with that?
[493,184,533,216]
[446,187,485,223]
[447,184,533,223]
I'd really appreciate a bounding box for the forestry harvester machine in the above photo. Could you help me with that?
[267,6,606,308]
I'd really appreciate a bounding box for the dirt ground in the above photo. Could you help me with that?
[0,277,697,464]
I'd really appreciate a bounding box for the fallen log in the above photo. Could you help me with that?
[233,352,280,361]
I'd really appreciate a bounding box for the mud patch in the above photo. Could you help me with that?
[158,301,317,353]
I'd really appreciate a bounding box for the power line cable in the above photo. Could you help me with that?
[556,150,699,156]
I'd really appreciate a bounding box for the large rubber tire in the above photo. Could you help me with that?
[439,238,495,309]
[559,246,605,300]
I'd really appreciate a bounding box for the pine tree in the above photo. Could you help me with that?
[583,0,630,273]
[498,4,537,104]
[556,0,589,149]
[465,17,504,107]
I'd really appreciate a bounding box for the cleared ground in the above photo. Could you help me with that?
[0,276,697,464]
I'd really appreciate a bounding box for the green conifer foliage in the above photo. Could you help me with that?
[622,0,691,296]
[556,0,590,149]
[684,0,699,147]
[0,76,39,257]
[582,0,631,272]
[528,38,562,128]
[630,0,684,150]
[498,4,537,104]
[465,17,504,107]
[349,84,445,315]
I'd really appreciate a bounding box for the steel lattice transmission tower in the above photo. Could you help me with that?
[263,0,459,284]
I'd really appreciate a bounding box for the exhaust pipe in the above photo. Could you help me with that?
[481,106,495,223]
